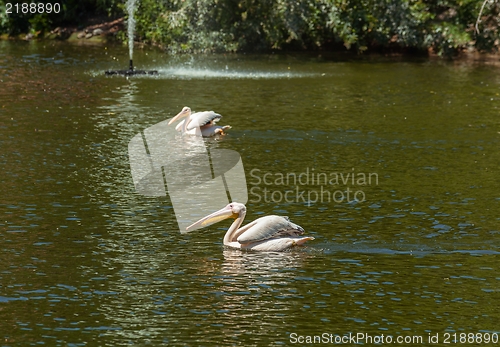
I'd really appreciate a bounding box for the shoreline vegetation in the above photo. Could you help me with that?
[0,0,499,58]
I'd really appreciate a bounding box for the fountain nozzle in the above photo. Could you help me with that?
[104,59,158,76]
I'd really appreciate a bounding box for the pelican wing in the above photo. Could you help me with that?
[236,215,304,244]
[186,111,222,130]
[241,236,315,252]
[200,125,231,137]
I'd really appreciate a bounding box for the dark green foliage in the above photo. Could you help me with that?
[131,0,499,55]
[1,0,499,56]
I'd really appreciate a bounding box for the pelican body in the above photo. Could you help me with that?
[186,202,314,251]
[168,106,231,137]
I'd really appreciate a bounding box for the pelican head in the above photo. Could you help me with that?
[186,202,245,231]
[168,106,191,125]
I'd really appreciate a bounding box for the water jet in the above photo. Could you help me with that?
[105,0,158,76]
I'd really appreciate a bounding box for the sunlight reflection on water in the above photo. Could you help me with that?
[1,41,500,346]
[155,66,318,79]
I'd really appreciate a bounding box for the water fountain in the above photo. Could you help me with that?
[105,0,158,76]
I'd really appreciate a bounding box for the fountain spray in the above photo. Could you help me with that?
[127,0,135,68]
[105,0,158,76]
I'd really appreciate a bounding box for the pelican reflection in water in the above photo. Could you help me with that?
[186,202,314,251]
[168,106,231,137]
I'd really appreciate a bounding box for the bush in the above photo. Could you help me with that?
[131,0,499,55]
[1,0,499,56]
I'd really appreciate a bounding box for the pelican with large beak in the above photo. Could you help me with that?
[186,202,314,251]
[168,106,231,137]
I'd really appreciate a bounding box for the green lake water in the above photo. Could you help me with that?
[0,40,499,346]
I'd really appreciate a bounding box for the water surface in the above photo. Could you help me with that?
[1,41,499,345]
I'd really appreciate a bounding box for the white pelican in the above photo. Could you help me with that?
[186,202,314,251]
[168,106,231,137]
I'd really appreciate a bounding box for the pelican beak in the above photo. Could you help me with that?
[186,205,238,232]
[168,108,189,125]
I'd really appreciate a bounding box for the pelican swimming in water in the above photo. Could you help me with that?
[168,106,231,137]
[186,202,314,251]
